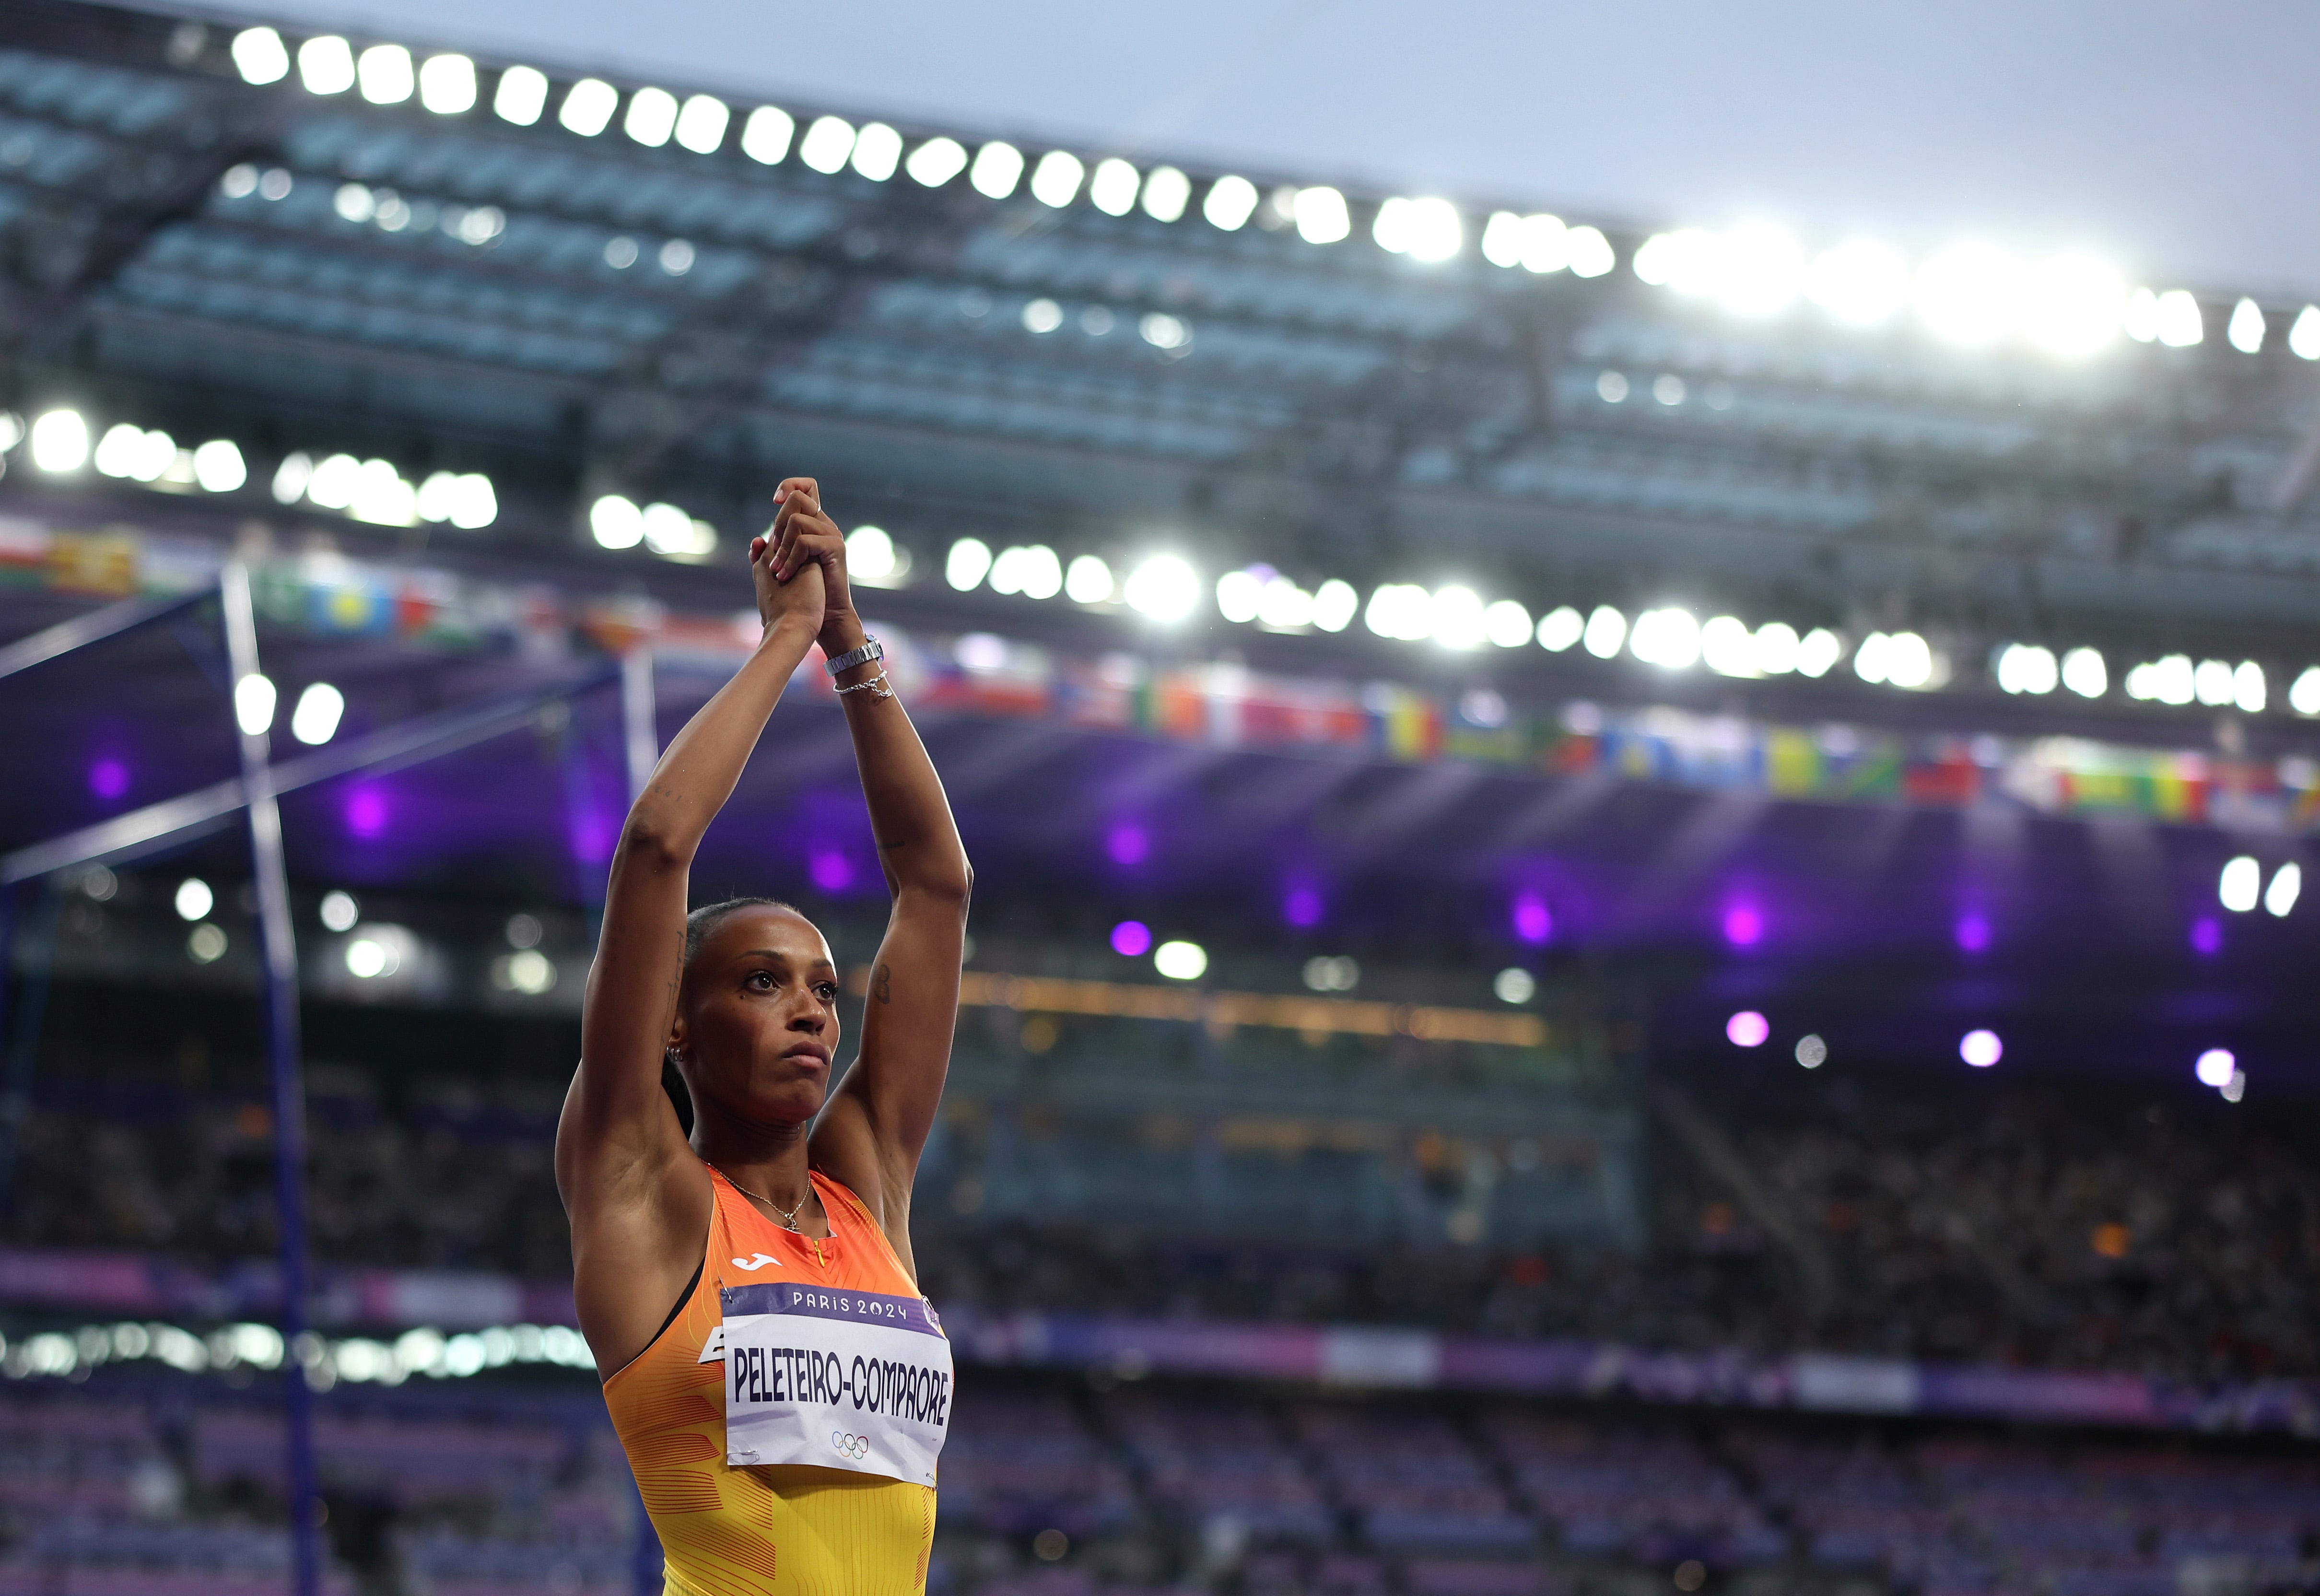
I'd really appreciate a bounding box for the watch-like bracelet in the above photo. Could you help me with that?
[823,634,883,677]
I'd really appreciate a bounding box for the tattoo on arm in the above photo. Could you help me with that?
[872,962,892,1004]
[878,838,907,852]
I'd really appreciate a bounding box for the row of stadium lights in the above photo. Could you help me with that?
[1721,1010,2248,1100]
[220,28,2310,355]
[0,1320,593,1386]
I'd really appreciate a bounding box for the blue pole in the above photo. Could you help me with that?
[619,645,665,1596]
[220,565,322,1596]
[0,881,61,1217]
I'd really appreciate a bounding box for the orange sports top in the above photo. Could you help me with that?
[603,1168,940,1596]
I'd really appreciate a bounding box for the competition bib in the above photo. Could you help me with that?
[709,1281,952,1485]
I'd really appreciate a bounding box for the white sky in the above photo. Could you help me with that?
[246,0,2320,293]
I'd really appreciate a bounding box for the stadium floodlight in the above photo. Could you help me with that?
[1995,643,2059,695]
[2155,289,2203,347]
[945,537,992,591]
[1020,298,1063,333]
[1123,555,1200,622]
[1563,225,1615,278]
[1796,627,1842,678]
[2121,287,2159,342]
[588,494,644,550]
[559,78,618,136]
[2227,297,2265,354]
[1202,175,1259,231]
[1536,605,1584,652]
[797,115,854,172]
[1140,166,1190,222]
[296,35,355,95]
[2194,1048,2236,1088]
[2292,666,2320,716]
[1481,211,1523,268]
[2192,658,2234,707]
[1805,239,1909,326]
[2125,654,2196,705]
[1311,578,1359,633]
[2020,256,2126,356]
[493,65,548,125]
[989,544,1062,599]
[94,423,148,479]
[850,122,902,180]
[1753,622,1801,675]
[1715,223,1804,316]
[191,440,246,492]
[1088,158,1139,216]
[1701,615,1755,677]
[2061,646,2107,698]
[1515,213,1570,273]
[740,106,795,164]
[348,460,417,526]
[1582,605,1627,659]
[1494,968,1536,1004]
[1373,197,1462,261]
[1029,151,1084,207]
[1483,599,1533,648]
[659,240,694,275]
[2219,855,2261,912]
[1293,186,1350,244]
[1597,371,1629,402]
[1726,1011,1769,1047]
[417,54,476,114]
[291,683,345,746]
[1913,245,2018,345]
[969,141,1023,197]
[176,878,214,921]
[231,26,290,83]
[674,94,728,154]
[1257,576,1316,630]
[356,44,413,105]
[1064,554,1114,605]
[2234,660,2266,714]
[904,136,967,187]
[1884,631,1934,688]
[1430,585,1488,648]
[320,891,360,933]
[2266,862,2301,917]
[2291,306,2320,361]
[1959,1029,2002,1068]
[1154,940,1207,980]
[29,409,89,472]
[234,672,277,736]
[305,454,359,508]
[1653,375,1686,406]
[623,86,677,146]
[1216,569,1262,623]
[1363,583,1431,642]
[1629,607,1701,669]
[844,526,901,585]
[1632,228,1713,292]
[1138,312,1190,351]
[1795,1033,1828,1068]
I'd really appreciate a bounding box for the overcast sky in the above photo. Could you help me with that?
[249,0,2320,293]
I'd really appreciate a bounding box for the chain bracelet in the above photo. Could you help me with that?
[833,670,895,700]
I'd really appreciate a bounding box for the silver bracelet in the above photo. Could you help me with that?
[833,670,894,700]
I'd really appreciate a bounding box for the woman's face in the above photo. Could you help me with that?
[671,906,840,1131]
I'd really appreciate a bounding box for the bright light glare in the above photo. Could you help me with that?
[1430,586,1488,649]
[850,122,902,181]
[1216,570,1263,623]
[175,878,214,922]
[2235,660,2266,714]
[1029,151,1084,207]
[969,141,1023,198]
[1311,579,1359,632]
[623,86,677,147]
[1796,628,1842,678]
[1372,197,1462,261]
[1203,175,1259,231]
[740,106,795,164]
[589,494,644,550]
[1537,606,1584,652]
[1139,312,1190,351]
[1293,186,1350,245]
[291,682,345,745]
[1364,583,1431,642]
[34,409,92,471]
[356,44,413,105]
[189,440,246,492]
[231,26,290,83]
[1140,166,1190,222]
[1805,239,1909,326]
[905,137,967,187]
[989,544,1063,599]
[493,65,548,126]
[234,673,277,737]
[1483,211,1570,273]
[417,54,476,115]
[1701,615,1755,678]
[1563,226,1615,278]
[1154,940,1208,980]
[559,78,619,137]
[1855,631,1933,689]
[320,891,360,933]
[2291,307,2320,361]
[2266,862,2300,918]
[798,115,855,173]
[2123,287,2161,343]
[1484,599,1532,649]
[845,526,898,584]
[2292,666,2320,716]
[1914,246,2018,344]
[1715,224,1804,316]
[2155,289,2203,347]
[2195,1048,2236,1088]
[2061,646,2107,699]
[1493,968,1536,1005]
[1995,643,2058,695]
[1124,555,1200,622]
[1065,554,1114,604]
[296,35,354,95]
[1020,297,1062,334]
[1582,605,1627,660]
[1795,1034,1828,1069]
[1629,607,1701,669]
[2194,658,2235,707]
[674,94,729,154]
[2220,855,2261,913]
[2226,297,2265,354]
[2020,257,2126,355]
[1726,1010,1769,1048]
[945,537,993,591]
[1959,1029,2003,1068]
[1088,158,1139,215]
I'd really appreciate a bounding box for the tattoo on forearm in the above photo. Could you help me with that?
[872,962,892,1004]
[878,839,908,852]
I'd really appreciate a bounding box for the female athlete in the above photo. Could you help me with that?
[557,476,970,1595]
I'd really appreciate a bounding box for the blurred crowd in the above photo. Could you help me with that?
[1,1068,2312,1385]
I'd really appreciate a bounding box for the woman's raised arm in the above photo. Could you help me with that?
[554,479,838,1366]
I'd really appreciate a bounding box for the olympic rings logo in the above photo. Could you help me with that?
[830,1431,871,1462]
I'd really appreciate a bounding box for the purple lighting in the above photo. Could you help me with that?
[1106,824,1148,866]
[1512,893,1551,945]
[1954,913,1991,953]
[87,758,129,801]
[1110,920,1152,957]
[2191,917,2223,956]
[808,846,854,893]
[1284,886,1323,928]
[1722,904,1763,947]
[2194,1048,2236,1088]
[1726,1010,1769,1048]
[1960,1029,2003,1068]
[345,786,388,839]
